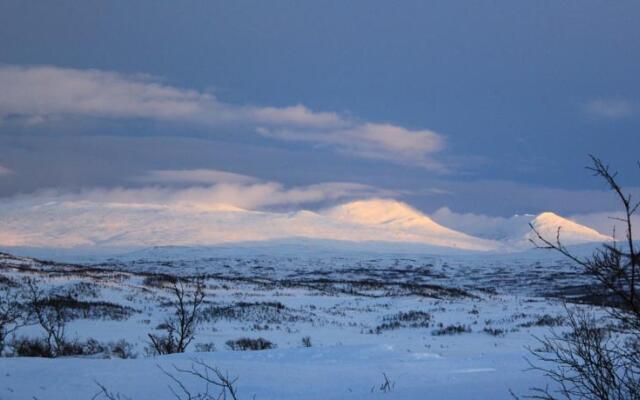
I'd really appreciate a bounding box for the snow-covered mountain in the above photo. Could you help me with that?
[431,207,612,249]
[524,212,612,247]
[324,199,498,251]
[0,198,500,252]
[0,197,611,254]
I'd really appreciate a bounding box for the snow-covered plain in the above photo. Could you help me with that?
[0,247,608,400]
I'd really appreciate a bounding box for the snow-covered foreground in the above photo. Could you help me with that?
[0,250,600,399]
[3,340,550,400]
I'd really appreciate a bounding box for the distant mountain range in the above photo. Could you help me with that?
[0,198,613,254]
[325,199,611,251]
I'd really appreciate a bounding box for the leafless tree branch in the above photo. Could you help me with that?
[523,156,640,400]
[148,277,206,355]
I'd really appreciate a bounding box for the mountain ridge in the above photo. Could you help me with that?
[0,198,612,253]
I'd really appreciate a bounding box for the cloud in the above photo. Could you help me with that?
[0,65,212,120]
[0,64,445,168]
[0,65,346,128]
[0,171,392,211]
[430,207,528,239]
[134,169,259,185]
[249,104,345,128]
[258,123,445,168]
[0,165,13,176]
[585,99,636,119]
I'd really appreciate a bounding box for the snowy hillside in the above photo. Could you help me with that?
[431,209,613,250]
[0,197,612,254]
[0,198,500,252]
[525,212,613,247]
[324,199,499,251]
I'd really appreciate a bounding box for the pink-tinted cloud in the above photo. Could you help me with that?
[0,65,446,168]
[258,123,445,168]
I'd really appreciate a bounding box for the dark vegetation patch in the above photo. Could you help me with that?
[135,266,474,300]
[142,274,178,288]
[65,282,101,298]
[370,310,432,334]
[483,327,506,337]
[432,324,471,336]
[200,301,311,324]
[2,250,611,300]
[548,283,633,310]
[277,278,472,299]
[225,337,275,351]
[9,337,137,358]
[36,296,137,321]
[519,314,565,328]
[0,274,19,288]
[1,256,131,283]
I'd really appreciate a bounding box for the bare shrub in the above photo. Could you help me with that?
[146,335,177,356]
[523,156,640,400]
[108,339,137,359]
[0,286,25,354]
[10,336,53,357]
[148,277,205,355]
[95,360,239,400]
[23,278,70,357]
[194,342,216,352]
[159,361,239,400]
[11,336,92,357]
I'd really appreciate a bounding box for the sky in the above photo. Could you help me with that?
[0,0,639,231]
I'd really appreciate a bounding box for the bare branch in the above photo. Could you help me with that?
[522,157,640,400]
[148,277,206,355]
